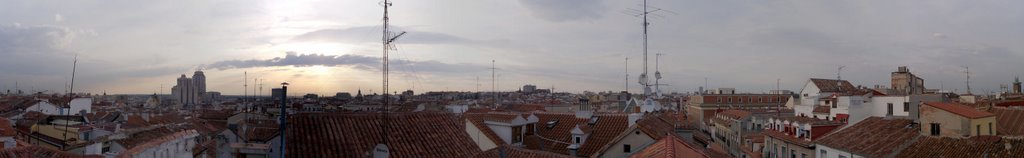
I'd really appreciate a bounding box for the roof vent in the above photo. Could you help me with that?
[587,116,599,125]
[546,120,559,129]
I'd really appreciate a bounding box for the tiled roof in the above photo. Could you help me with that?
[0,146,101,158]
[118,130,199,158]
[522,113,628,157]
[897,136,1024,158]
[463,113,516,145]
[812,106,830,114]
[774,116,841,126]
[0,119,15,137]
[995,100,1024,107]
[114,127,188,148]
[814,117,919,158]
[924,102,995,119]
[635,113,676,140]
[809,78,857,93]
[992,107,1024,136]
[717,110,751,119]
[287,112,481,157]
[629,135,709,158]
[471,145,568,158]
[762,130,813,147]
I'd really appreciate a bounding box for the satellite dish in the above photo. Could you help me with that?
[373,144,390,158]
[638,73,649,85]
[655,71,662,79]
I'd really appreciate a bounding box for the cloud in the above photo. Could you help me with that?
[0,24,78,75]
[292,26,487,45]
[206,52,488,73]
[518,0,609,22]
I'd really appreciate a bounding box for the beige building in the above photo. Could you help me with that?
[919,102,996,137]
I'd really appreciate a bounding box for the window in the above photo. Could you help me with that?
[729,98,733,103]
[990,123,994,135]
[977,125,981,136]
[904,102,910,112]
[526,124,535,135]
[718,97,722,103]
[839,155,847,158]
[887,103,893,115]
[512,126,523,143]
[930,123,940,136]
[790,150,795,158]
[575,136,581,144]
[623,144,632,153]
[820,149,827,157]
[802,153,806,158]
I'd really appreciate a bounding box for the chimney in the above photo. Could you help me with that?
[568,146,579,157]
[628,113,642,127]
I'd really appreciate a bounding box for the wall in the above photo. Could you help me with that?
[27,101,60,115]
[816,144,864,158]
[764,136,815,158]
[486,123,513,144]
[598,128,655,158]
[69,98,92,114]
[919,105,969,137]
[464,121,498,151]
[969,117,997,136]
[0,137,13,149]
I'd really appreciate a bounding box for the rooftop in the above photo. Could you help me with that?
[991,107,1024,136]
[897,136,1024,157]
[924,102,995,119]
[629,135,709,158]
[814,117,919,158]
[286,112,481,157]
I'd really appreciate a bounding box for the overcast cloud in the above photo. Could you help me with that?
[0,0,1022,95]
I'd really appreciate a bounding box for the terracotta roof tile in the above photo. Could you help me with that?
[809,78,857,93]
[471,145,568,158]
[924,102,995,119]
[286,112,481,157]
[812,106,830,114]
[0,145,101,158]
[0,119,15,137]
[630,135,709,158]
[992,107,1024,136]
[717,110,751,119]
[463,113,522,145]
[522,113,628,157]
[814,117,919,158]
[897,136,1024,158]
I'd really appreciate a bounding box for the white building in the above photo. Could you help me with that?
[114,130,199,158]
[26,100,61,115]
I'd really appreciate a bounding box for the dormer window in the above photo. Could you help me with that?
[574,136,581,144]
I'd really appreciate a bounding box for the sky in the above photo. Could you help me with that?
[1,0,1023,96]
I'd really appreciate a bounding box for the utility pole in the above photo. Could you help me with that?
[491,60,496,108]
[279,82,288,158]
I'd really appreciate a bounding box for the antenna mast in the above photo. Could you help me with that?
[380,0,405,146]
[640,0,651,97]
[837,65,845,81]
[625,57,629,93]
[963,66,971,94]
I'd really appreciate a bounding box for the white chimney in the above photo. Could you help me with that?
[628,113,643,127]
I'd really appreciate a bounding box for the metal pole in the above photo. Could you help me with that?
[279,83,288,158]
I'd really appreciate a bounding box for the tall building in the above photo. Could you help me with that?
[193,70,206,96]
[1014,76,1021,94]
[891,66,925,95]
[172,70,208,106]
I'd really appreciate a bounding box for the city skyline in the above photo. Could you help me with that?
[2,0,1024,95]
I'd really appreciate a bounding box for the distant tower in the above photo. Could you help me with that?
[193,70,206,103]
[174,74,196,106]
[1014,76,1022,94]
